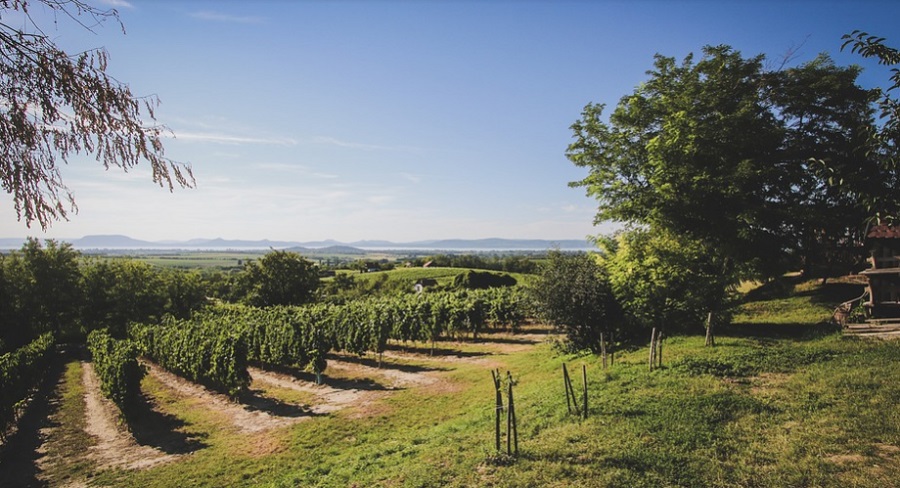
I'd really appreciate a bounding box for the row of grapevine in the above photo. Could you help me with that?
[86,329,145,413]
[0,333,54,441]
[206,305,334,384]
[130,318,250,397]
[124,287,528,393]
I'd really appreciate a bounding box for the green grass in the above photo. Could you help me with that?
[15,278,900,487]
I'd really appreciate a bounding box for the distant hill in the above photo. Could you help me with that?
[1,235,593,251]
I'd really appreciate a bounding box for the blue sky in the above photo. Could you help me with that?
[3,0,899,242]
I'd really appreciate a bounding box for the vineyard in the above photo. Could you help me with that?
[2,278,899,487]
[128,287,526,398]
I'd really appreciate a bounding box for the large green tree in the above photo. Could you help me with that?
[840,31,900,223]
[239,251,321,307]
[1,0,192,229]
[568,46,881,281]
[0,238,81,348]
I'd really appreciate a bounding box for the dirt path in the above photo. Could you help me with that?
[145,363,311,433]
[248,366,385,415]
[81,362,177,471]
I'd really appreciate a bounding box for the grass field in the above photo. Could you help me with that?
[2,279,898,487]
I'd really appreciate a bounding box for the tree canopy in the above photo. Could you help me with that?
[1,0,193,229]
[568,45,889,281]
[239,251,321,307]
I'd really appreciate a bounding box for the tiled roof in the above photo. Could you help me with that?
[867,224,900,239]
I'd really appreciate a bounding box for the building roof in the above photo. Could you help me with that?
[867,224,900,239]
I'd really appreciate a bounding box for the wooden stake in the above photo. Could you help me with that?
[507,371,518,456]
[705,311,715,347]
[656,331,662,369]
[491,369,503,452]
[610,331,615,366]
[581,364,588,419]
[600,333,607,370]
[506,371,513,455]
[563,363,573,414]
[649,327,657,372]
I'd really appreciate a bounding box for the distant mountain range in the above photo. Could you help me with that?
[0,234,594,251]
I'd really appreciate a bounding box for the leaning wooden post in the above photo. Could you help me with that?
[648,327,657,372]
[705,311,715,347]
[563,363,573,414]
[581,364,588,419]
[600,333,608,370]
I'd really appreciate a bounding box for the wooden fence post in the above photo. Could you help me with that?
[507,371,518,456]
[656,331,663,369]
[649,327,657,372]
[581,364,588,419]
[491,369,503,452]
[600,333,607,370]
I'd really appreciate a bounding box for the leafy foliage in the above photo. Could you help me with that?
[0,0,192,229]
[529,250,622,352]
[840,31,900,223]
[238,251,321,307]
[131,319,250,398]
[599,229,737,336]
[86,329,145,413]
[452,270,517,289]
[0,238,80,347]
[0,332,54,440]
[568,45,881,281]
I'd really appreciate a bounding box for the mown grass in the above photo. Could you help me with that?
[22,278,900,487]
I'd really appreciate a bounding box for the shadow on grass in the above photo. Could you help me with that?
[720,321,840,341]
[743,275,865,305]
[259,364,391,392]
[125,393,208,455]
[470,335,544,346]
[240,390,321,418]
[384,342,489,359]
[329,353,448,374]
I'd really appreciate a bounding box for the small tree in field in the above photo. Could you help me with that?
[529,250,622,352]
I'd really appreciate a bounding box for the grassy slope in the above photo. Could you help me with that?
[28,279,900,487]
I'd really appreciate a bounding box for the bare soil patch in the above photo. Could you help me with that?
[80,362,176,471]
[146,363,310,433]
[248,367,386,416]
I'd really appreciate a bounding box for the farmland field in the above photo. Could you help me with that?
[1,279,898,487]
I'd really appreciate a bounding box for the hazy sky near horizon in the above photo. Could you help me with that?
[2,0,899,242]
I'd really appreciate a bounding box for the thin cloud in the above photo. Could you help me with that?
[174,132,297,146]
[310,136,420,152]
[399,172,422,184]
[97,0,134,8]
[255,163,339,179]
[189,11,265,24]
